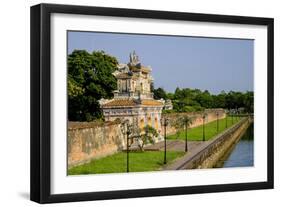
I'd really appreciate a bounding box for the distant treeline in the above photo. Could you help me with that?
[153,86,253,113]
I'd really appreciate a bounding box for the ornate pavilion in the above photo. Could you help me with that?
[99,51,164,134]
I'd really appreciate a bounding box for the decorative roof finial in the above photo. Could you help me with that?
[129,51,140,67]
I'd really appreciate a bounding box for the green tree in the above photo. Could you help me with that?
[68,76,84,98]
[243,91,254,113]
[153,87,167,100]
[174,87,182,100]
[170,87,254,113]
[213,92,226,108]
[225,91,235,110]
[137,126,158,151]
[166,92,174,100]
[195,90,214,108]
[68,50,118,121]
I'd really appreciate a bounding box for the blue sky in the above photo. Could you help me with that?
[68,31,254,94]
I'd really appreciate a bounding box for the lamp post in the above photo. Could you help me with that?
[202,113,206,141]
[216,111,219,133]
[185,118,188,152]
[183,115,192,152]
[126,129,130,172]
[225,112,228,129]
[121,120,132,173]
[161,117,168,164]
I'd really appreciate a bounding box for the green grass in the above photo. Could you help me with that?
[68,151,185,175]
[168,116,242,141]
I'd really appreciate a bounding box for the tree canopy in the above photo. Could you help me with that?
[153,87,254,113]
[68,50,118,121]
[153,87,167,100]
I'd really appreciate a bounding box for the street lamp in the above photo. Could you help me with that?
[202,113,207,141]
[126,125,132,172]
[183,116,191,152]
[161,117,169,164]
[185,118,188,152]
[216,111,219,133]
[121,119,132,173]
[225,112,228,129]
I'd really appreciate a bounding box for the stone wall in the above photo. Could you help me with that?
[162,109,226,136]
[67,109,226,168]
[67,120,125,168]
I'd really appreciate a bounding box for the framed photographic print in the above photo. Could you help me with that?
[30,3,274,203]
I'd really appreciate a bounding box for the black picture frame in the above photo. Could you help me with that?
[30,3,274,204]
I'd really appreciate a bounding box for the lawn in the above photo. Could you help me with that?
[168,116,242,141]
[68,151,185,175]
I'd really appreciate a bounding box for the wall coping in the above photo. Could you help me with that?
[162,108,225,118]
[68,108,226,130]
[68,119,121,130]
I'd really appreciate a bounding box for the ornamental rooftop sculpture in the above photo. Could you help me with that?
[99,51,164,137]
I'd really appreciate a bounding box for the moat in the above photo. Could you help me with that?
[215,123,254,168]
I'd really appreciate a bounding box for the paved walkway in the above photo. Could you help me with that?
[141,139,210,170]
[162,118,248,170]
[162,141,211,170]
[144,140,204,152]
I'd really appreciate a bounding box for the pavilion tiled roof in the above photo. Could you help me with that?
[102,99,138,107]
[141,100,163,106]
[102,99,163,108]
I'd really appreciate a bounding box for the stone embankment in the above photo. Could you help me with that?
[164,117,253,170]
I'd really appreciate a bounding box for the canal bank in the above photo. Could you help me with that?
[163,116,253,170]
[214,123,253,168]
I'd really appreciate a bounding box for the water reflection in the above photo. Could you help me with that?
[215,123,254,168]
